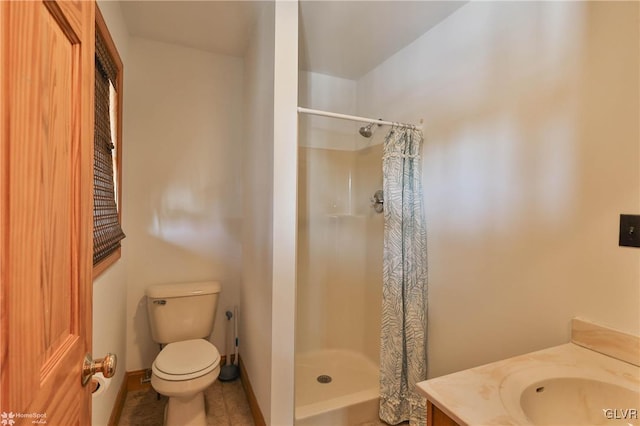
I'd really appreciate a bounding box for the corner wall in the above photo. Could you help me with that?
[241,3,298,422]
[357,1,640,378]
[240,2,275,423]
[270,2,298,423]
[92,2,129,425]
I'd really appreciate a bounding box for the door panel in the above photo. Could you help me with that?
[41,0,75,366]
[1,1,94,424]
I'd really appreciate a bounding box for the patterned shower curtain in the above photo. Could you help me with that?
[379,126,427,426]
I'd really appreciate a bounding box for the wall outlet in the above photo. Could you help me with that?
[619,214,640,248]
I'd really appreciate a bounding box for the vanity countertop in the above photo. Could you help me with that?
[417,342,640,425]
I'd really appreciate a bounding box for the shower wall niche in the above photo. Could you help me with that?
[295,72,384,424]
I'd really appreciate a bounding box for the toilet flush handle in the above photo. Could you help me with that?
[81,353,117,386]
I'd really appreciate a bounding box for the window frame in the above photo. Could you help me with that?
[93,5,124,279]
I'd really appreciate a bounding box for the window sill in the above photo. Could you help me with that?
[93,247,121,280]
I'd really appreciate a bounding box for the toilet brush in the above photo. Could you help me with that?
[219,308,239,381]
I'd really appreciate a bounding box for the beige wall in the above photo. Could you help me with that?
[240,2,275,422]
[270,2,299,423]
[357,1,640,378]
[240,3,299,422]
[124,37,244,372]
[92,2,129,425]
[92,261,127,426]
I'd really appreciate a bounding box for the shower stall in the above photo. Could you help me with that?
[295,101,386,425]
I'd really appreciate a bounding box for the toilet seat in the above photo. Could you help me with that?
[153,339,220,381]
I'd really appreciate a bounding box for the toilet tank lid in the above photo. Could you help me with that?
[146,281,221,298]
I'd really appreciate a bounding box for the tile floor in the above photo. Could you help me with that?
[117,379,407,426]
[359,422,407,426]
[118,379,254,426]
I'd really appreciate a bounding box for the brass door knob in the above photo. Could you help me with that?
[82,353,117,386]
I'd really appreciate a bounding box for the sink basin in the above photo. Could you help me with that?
[500,366,640,425]
[520,377,639,425]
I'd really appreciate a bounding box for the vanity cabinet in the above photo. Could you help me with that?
[427,400,460,426]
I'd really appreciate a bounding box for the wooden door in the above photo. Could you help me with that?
[0,1,94,425]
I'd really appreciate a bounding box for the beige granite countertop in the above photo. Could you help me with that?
[417,342,640,425]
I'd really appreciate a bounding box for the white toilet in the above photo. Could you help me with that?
[146,281,222,426]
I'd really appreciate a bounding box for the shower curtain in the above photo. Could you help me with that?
[379,126,427,426]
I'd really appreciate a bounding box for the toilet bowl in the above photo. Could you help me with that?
[151,339,221,426]
[146,281,223,426]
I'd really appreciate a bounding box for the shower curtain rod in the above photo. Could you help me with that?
[297,107,423,130]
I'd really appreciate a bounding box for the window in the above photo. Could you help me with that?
[93,7,125,277]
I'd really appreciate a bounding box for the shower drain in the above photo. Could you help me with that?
[317,375,332,384]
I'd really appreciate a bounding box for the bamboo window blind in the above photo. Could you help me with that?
[94,29,125,265]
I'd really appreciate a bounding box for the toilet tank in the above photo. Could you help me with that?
[146,281,221,344]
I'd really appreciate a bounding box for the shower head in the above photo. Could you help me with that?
[358,120,383,138]
[359,123,374,138]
